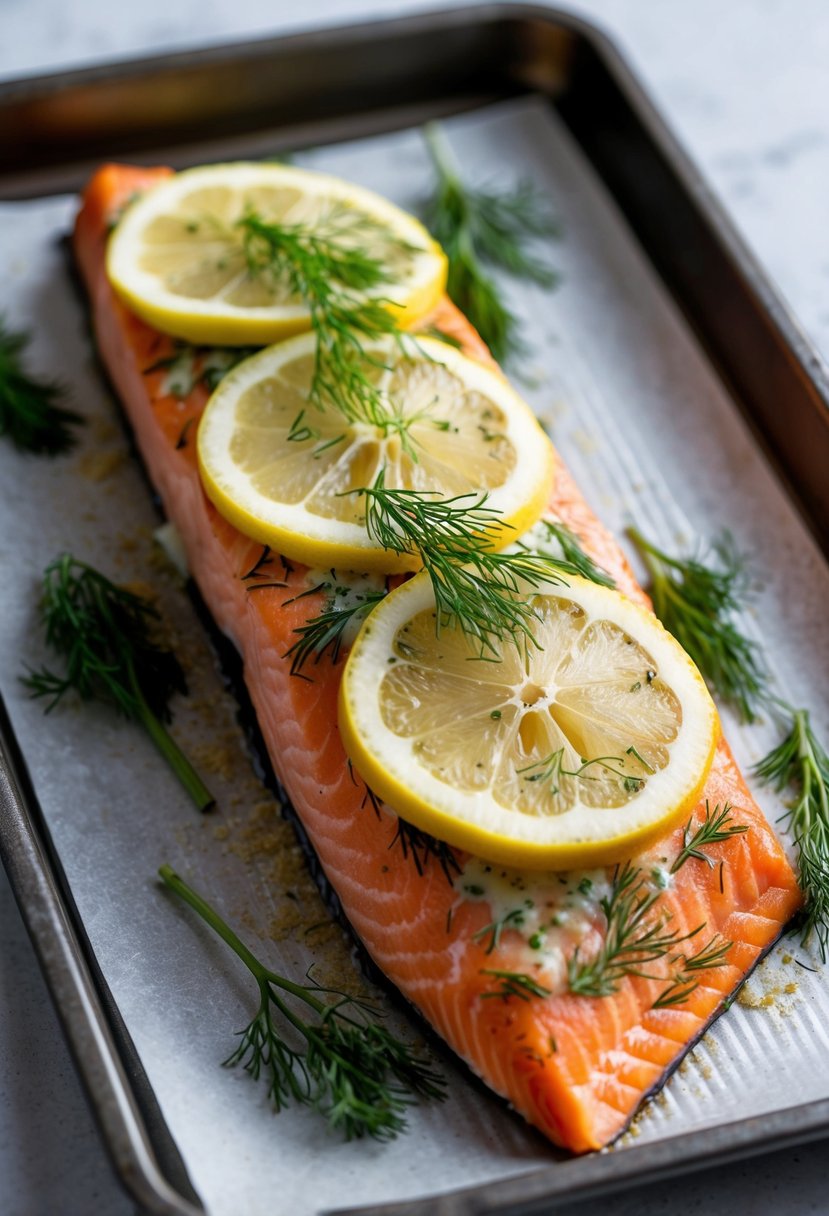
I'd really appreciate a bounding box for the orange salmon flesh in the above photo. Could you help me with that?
[74,165,802,1154]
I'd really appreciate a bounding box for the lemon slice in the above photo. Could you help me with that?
[339,573,719,868]
[197,334,555,572]
[106,163,446,344]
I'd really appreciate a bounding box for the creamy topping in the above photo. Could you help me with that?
[303,567,387,649]
[458,855,611,990]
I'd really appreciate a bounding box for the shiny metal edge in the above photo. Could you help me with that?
[1,6,828,1215]
[332,1096,829,1215]
[0,691,205,1216]
[550,8,829,552]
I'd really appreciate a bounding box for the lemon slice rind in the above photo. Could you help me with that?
[339,573,719,869]
[106,162,447,345]
[197,333,555,572]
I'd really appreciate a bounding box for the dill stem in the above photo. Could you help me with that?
[423,122,460,190]
[627,527,722,630]
[158,865,328,1014]
[423,123,485,292]
[791,709,829,828]
[129,666,214,812]
[160,864,264,972]
[627,526,676,591]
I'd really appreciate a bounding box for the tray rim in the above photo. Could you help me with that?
[1,5,828,1215]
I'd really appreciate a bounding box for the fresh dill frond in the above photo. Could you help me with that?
[241,545,273,580]
[285,587,388,675]
[682,934,733,973]
[532,520,615,588]
[348,765,460,885]
[418,323,462,349]
[756,708,829,959]
[238,207,413,429]
[651,977,699,1009]
[627,529,829,948]
[159,865,446,1139]
[358,469,573,655]
[389,818,460,885]
[567,863,704,998]
[473,906,530,954]
[517,748,650,797]
[670,801,749,874]
[480,969,552,1002]
[22,555,213,811]
[627,526,766,722]
[422,123,559,363]
[0,320,83,455]
[652,935,733,1009]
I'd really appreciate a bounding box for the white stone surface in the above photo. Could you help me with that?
[1,2,828,1214]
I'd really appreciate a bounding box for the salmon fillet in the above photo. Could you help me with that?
[73,164,802,1154]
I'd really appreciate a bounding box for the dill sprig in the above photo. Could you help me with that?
[756,708,829,959]
[567,863,704,998]
[389,818,460,885]
[22,556,212,811]
[238,207,413,428]
[358,470,572,655]
[0,320,83,455]
[627,526,766,722]
[422,123,559,363]
[529,520,615,588]
[159,865,445,1139]
[480,969,552,1002]
[670,801,749,874]
[627,531,829,956]
[346,764,459,883]
[473,906,530,954]
[285,585,387,675]
[419,323,462,350]
[652,935,733,1009]
[518,747,651,797]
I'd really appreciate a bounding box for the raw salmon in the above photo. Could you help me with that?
[73,164,801,1154]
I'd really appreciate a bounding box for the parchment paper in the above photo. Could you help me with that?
[1,97,827,1216]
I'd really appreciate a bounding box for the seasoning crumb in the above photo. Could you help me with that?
[738,988,776,1009]
[192,739,239,782]
[77,448,126,482]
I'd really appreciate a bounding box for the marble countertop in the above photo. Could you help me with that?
[2,2,828,1213]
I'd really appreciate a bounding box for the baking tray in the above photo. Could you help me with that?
[1,6,828,1216]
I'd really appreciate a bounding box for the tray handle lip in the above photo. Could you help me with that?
[0,3,592,97]
[326,1092,829,1216]
[5,0,828,430]
[561,2,829,415]
[0,690,205,1216]
[1,6,828,1213]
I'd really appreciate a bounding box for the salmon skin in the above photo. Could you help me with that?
[74,164,801,1154]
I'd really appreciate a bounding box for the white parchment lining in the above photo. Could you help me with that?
[0,98,827,1215]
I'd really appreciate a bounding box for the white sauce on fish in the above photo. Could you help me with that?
[457,856,612,991]
[303,567,388,650]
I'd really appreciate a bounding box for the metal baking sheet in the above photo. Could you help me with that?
[1,9,828,1216]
